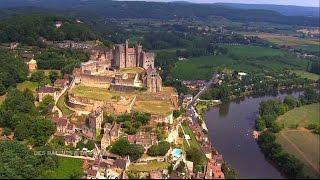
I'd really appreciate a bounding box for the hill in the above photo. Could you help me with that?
[0,0,318,27]
[217,3,319,17]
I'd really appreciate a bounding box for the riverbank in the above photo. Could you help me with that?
[256,91,320,179]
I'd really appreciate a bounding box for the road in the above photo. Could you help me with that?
[53,86,67,117]
[52,77,76,117]
[187,73,219,108]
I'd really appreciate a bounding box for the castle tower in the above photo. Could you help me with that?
[125,40,129,68]
[136,42,143,67]
[114,44,126,69]
[88,108,103,138]
[143,67,162,93]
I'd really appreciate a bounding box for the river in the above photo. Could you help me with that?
[204,91,303,179]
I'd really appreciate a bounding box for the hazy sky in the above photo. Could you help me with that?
[120,0,320,7]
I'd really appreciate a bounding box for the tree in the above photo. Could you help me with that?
[127,144,144,161]
[110,138,144,161]
[256,118,266,131]
[186,147,206,167]
[38,95,55,115]
[49,71,60,83]
[0,89,39,129]
[0,140,46,178]
[283,95,299,109]
[15,117,56,146]
[30,71,50,87]
[147,141,170,156]
[0,83,5,96]
[0,49,28,93]
[173,109,182,118]
[110,138,130,156]
[301,87,319,104]
[221,163,237,179]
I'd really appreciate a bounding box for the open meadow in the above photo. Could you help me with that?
[172,45,310,80]
[276,103,320,178]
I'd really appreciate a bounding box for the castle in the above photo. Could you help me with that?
[73,40,162,93]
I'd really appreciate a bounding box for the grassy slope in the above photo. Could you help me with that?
[172,45,309,80]
[44,157,84,179]
[276,103,320,178]
[57,91,74,116]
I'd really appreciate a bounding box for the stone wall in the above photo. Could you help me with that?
[80,74,114,88]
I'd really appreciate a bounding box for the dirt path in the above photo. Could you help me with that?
[279,131,320,174]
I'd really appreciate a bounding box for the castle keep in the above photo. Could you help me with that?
[73,40,161,93]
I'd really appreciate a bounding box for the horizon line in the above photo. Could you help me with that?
[116,0,320,8]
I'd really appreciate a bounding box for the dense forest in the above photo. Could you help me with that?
[0,15,98,45]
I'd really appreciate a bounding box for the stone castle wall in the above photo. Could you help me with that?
[80,74,114,88]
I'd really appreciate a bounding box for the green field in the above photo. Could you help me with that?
[293,70,320,81]
[221,45,286,57]
[277,103,320,178]
[172,45,309,80]
[277,103,320,128]
[43,157,84,179]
